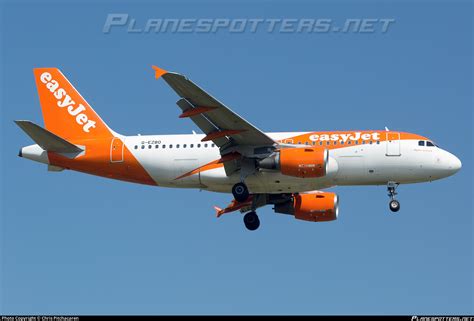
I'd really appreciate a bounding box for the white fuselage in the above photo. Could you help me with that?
[119,131,461,194]
[21,67,462,201]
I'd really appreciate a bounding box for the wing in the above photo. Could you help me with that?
[152,66,275,149]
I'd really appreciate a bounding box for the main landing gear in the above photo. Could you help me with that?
[243,211,260,231]
[232,182,249,203]
[387,181,400,212]
[231,182,262,231]
[231,182,261,231]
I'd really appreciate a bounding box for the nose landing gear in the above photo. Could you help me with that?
[389,199,400,212]
[387,181,400,212]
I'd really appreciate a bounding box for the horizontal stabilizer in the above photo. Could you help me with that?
[15,120,84,153]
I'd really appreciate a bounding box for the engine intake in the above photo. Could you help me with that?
[259,148,329,178]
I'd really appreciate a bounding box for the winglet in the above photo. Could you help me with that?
[152,65,168,79]
[214,206,223,218]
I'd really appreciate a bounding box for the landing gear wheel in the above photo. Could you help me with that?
[243,211,260,231]
[389,199,400,212]
[387,181,400,213]
[232,182,249,202]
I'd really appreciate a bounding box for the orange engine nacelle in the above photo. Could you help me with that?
[274,192,339,222]
[293,192,339,222]
[280,148,328,178]
[259,148,328,178]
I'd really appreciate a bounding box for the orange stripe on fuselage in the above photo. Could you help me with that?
[48,137,156,186]
[174,152,240,180]
[281,131,428,150]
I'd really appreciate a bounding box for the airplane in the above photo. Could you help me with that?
[16,66,462,231]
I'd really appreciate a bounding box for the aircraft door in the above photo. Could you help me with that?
[385,132,401,156]
[110,137,124,162]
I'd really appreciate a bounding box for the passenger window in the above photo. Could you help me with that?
[305,142,309,145]
[355,141,359,145]
[347,141,351,145]
[155,145,159,149]
[376,141,380,144]
[369,141,373,144]
[298,141,301,145]
[183,144,187,148]
[418,141,425,146]
[176,144,180,148]
[197,144,201,148]
[162,145,166,149]
[141,145,145,149]
[334,141,337,145]
[340,141,344,145]
[212,144,215,147]
[427,141,435,147]
[326,142,330,145]
[362,141,365,145]
[190,144,194,148]
[169,144,173,148]
[134,145,138,149]
[204,144,208,148]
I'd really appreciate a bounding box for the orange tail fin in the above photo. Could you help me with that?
[33,68,113,140]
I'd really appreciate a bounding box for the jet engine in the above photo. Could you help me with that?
[274,192,339,222]
[259,148,329,178]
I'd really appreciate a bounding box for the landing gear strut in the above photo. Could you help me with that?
[243,211,260,231]
[387,181,400,212]
[232,182,249,202]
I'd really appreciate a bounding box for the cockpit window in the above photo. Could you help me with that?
[427,141,435,147]
[418,141,425,146]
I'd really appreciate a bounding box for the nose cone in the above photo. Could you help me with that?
[449,154,462,173]
[434,150,462,179]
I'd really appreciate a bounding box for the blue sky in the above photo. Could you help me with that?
[1,0,472,315]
